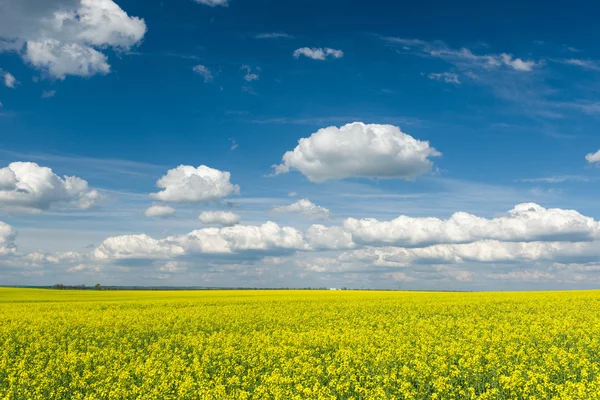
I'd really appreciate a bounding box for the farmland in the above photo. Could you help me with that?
[1,288,600,399]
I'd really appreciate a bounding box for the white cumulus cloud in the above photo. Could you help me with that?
[94,234,185,260]
[358,240,600,265]
[273,122,440,182]
[293,47,344,60]
[171,222,306,254]
[94,222,305,260]
[585,149,600,164]
[25,39,110,78]
[0,0,146,79]
[145,204,175,218]
[0,162,101,212]
[199,211,241,226]
[322,203,600,249]
[271,198,331,220]
[151,165,239,203]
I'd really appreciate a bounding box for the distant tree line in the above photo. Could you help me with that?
[48,285,356,291]
[52,284,87,290]
[52,283,103,290]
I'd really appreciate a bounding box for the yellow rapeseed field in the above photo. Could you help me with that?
[1,288,600,399]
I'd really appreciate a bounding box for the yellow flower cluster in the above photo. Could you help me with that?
[1,288,600,399]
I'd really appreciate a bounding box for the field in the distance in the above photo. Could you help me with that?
[1,288,600,399]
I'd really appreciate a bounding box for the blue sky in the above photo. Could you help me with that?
[1,0,600,290]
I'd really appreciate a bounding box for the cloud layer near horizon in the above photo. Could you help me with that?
[4,200,600,284]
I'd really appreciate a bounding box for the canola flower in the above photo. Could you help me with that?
[1,288,600,399]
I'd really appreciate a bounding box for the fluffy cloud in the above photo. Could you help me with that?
[273,122,440,182]
[271,199,331,220]
[0,167,17,190]
[25,40,110,78]
[585,150,600,164]
[199,211,241,226]
[0,162,101,212]
[193,0,228,6]
[173,222,305,254]
[293,47,344,60]
[309,203,600,249]
[78,190,102,209]
[94,234,185,260]
[3,71,18,88]
[94,222,305,260]
[0,221,17,255]
[193,65,213,83]
[144,204,175,218]
[151,165,239,203]
[0,0,146,79]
